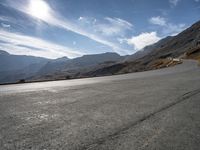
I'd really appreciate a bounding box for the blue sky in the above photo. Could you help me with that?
[0,0,199,59]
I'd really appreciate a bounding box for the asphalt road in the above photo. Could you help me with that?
[0,60,200,150]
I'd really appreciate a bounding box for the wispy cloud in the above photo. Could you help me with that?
[149,16,186,36]
[149,16,166,26]
[0,30,84,59]
[48,17,122,52]
[169,0,181,7]
[5,0,131,54]
[162,23,186,36]
[94,17,133,37]
[127,32,161,50]
[1,23,11,28]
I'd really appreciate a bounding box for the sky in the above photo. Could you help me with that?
[0,0,199,59]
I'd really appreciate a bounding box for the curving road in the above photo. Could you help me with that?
[0,60,200,150]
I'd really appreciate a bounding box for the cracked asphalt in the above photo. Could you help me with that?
[0,60,200,150]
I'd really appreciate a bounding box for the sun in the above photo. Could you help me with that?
[29,0,50,20]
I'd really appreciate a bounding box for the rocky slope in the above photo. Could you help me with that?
[1,20,200,84]
[83,20,200,77]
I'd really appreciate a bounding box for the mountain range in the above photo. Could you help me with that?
[83,20,200,77]
[0,20,200,84]
[0,51,124,83]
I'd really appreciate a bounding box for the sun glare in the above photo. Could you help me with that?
[29,0,50,20]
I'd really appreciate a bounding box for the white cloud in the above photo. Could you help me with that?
[6,1,130,54]
[149,16,186,36]
[44,17,122,52]
[78,16,84,21]
[194,0,199,2]
[95,17,133,37]
[1,23,11,28]
[0,30,84,59]
[149,16,166,26]
[117,38,126,44]
[127,32,161,50]
[169,0,180,7]
[77,17,133,36]
[78,17,97,25]
[162,23,186,36]
[78,16,91,24]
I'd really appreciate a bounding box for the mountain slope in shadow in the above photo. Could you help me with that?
[83,20,200,77]
[1,20,200,84]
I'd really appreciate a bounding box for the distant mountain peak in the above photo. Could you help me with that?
[54,56,70,62]
[81,52,120,58]
[60,56,69,59]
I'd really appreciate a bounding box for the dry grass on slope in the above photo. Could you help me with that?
[183,47,200,64]
[147,58,182,70]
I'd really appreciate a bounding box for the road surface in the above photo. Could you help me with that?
[0,60,200,150]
